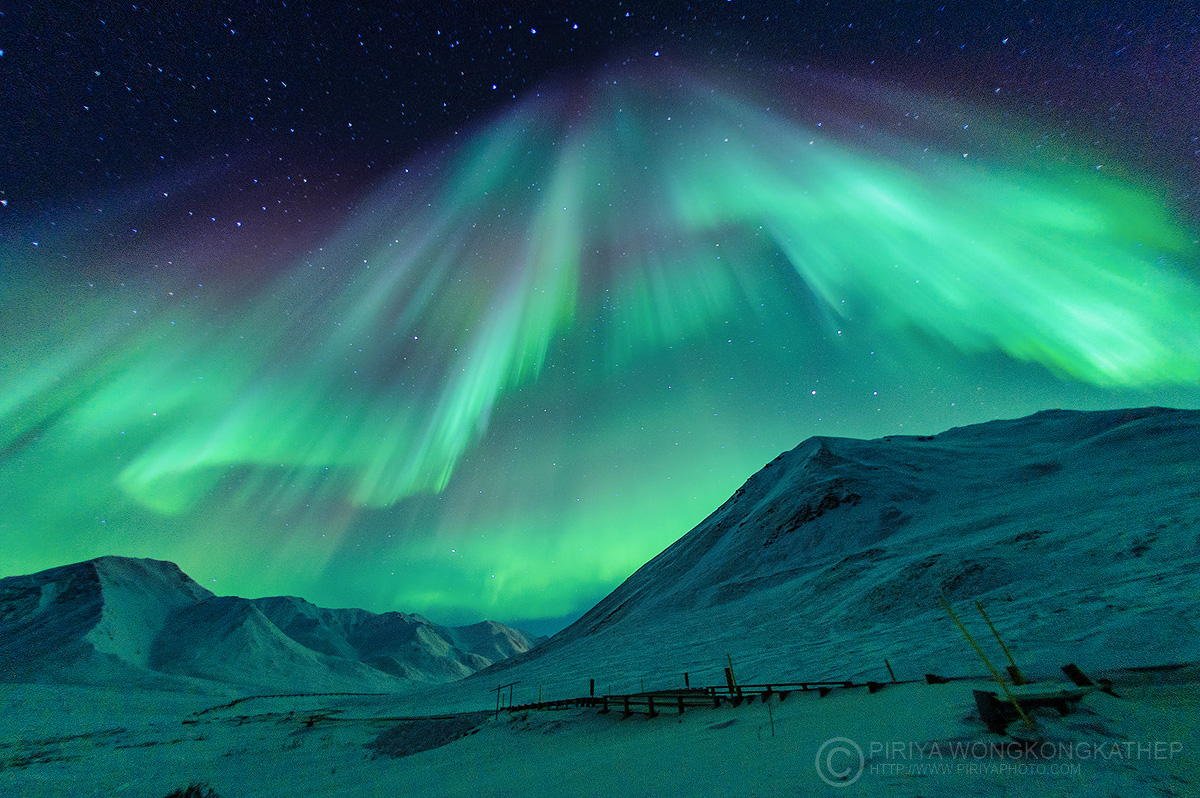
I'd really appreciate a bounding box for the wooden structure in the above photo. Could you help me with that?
[973,684,1092,733]
[505,679,872,717]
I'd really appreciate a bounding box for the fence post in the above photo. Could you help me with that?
[590,678,595,697]
[684,671,690,688]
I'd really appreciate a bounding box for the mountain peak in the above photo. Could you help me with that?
[1,556,536,690]
[479,406,1200,693]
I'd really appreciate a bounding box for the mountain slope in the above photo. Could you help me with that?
[250,596,535,681]
[151,597,409,691]
[0,557,536,691]
[0,557,213,683]
[466,407,1200,697]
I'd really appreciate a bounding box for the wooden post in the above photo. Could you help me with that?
[589,678,595,697]
[677,696,685,715]
[494,681,518,716]
[647,696,657,717]
[1062,663,1117,697]
[683,671,690,688]
[726,653,737,688]
[1061,663,1093,687]
[623,696,631,717]
[724,667,736,695]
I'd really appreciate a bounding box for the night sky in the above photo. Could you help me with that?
[3,2,1199,631]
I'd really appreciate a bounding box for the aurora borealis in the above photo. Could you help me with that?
[3,4,1199,630]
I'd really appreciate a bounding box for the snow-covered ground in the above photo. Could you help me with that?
[2,669,1197,796]
[2,407,1197,795]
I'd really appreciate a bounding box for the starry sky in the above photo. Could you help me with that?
[2,2,1199,632]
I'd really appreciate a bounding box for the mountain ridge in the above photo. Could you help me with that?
[5,407,1197,698]
[0,555,537,692]
[464,406,1200,696]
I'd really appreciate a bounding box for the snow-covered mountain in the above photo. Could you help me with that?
[468,407,1200,697]
[0,557,213,686]
[248,595,530,681]
[0,556,536,691]
[6,408,1196,701]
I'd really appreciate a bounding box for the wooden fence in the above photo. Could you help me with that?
[504,677,928,717]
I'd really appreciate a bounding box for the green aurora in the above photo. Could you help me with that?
[3,70,1199,625]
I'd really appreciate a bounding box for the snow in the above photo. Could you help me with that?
[453,407,1200,701]
[1,407,1198,796]
[0,558,213,684]
[150,596,409,692]
[0,558,535,692]
[1,674,1196,796]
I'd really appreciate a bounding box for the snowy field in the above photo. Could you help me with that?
[2,668,1197,797]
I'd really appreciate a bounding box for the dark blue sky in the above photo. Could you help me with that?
[3,1,1197,227]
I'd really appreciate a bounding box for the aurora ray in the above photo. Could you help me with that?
[3,67,1199,621]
